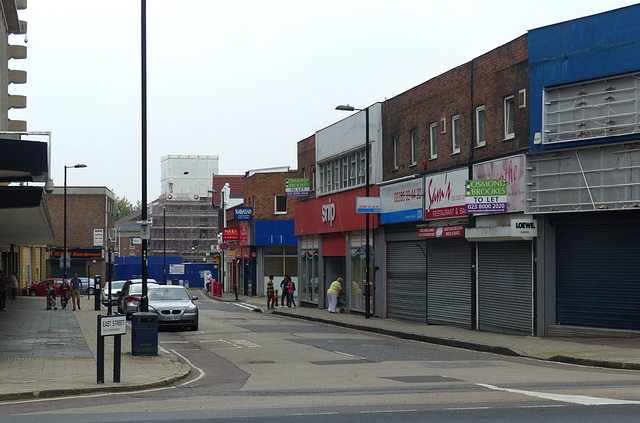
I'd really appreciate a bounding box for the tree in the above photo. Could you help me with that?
[114,195,141,221]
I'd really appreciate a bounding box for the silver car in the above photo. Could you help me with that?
[117,281,159,317]
[147,285,198,331]
[102,279,157,306]
[79,277,97,295]
[101,280,128,306]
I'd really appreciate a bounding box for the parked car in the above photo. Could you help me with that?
[102,278,157,306]
[147,285,198,331]
[79,277,97,295]
[117,281,159,317]
[23,278,63,297]
[101,280,128,306]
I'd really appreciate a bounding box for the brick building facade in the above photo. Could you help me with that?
[227,168,299,298]
[45,187,115,280]
[382,34,529,177]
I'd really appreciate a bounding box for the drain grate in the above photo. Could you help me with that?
[42,342,67,346]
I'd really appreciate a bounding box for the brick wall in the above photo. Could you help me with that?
[296,134,316,199]
[243,170,299,220]
[382,34,530,181]
[47,191,110,248]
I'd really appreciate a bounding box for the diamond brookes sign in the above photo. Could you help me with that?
[465,179,508,213]
[286,178,310,197]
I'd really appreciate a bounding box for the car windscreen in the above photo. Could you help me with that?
[148,288,190,301]
[106,281,127,291]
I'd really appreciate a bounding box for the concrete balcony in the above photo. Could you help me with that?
[9,70,26,84]
[8,45,26,60]
[8,94,26,109]
[8,119,26,132]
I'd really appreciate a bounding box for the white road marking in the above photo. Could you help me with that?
[234,302,262,311]
[199,339,262,348]
[477,383,640,405]
[332,350,367,360]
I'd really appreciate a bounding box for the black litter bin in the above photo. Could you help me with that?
[131,312,158,356]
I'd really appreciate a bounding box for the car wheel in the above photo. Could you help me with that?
[29,290,37,297]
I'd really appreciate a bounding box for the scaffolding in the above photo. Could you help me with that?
[148,194,219,263]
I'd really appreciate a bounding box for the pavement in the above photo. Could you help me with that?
[1,290,640,401]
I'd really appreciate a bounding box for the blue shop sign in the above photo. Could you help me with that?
[235,207,253,221]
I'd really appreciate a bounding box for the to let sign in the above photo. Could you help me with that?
[465,179,507,213]
[286,178,310,197]
[100,315,126,336]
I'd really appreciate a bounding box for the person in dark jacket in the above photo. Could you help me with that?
[280,277,287,307]
[0,270,7,311]
[70,273,82,311]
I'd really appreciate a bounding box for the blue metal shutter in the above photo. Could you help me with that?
[557,224,640,330]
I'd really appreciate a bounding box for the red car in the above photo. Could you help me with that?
[23,278,64,297]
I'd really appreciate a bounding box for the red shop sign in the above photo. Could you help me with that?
[223,227,239,241]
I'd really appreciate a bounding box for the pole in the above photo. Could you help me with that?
[140,0,149,312]
[364,107,371,319]
[63,166,68,280]
[163,206,166,284]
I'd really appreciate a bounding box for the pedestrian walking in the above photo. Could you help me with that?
[205,271,213,292]
[327,277,343,313]
[60,279,71,310]
[285,274,296,308]
[280,276,288,307]
[70,273,82,311]
[0,270,7,311]
[10,272,18,300]
[266,275,275,309]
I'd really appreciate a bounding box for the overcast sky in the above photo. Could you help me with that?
[13,0,639,203]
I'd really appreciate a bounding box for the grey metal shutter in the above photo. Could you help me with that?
[427,238,472,328]
[387,241,427,322]
[477,241,533,335]
[557,224,640,330]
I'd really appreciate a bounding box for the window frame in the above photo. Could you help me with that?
[504,95,515,140]
[410,130,417,165]
[476,105,486,147]
[429,123,438,159]
[274,194,287,214]
[392,136,399,170]
[451,115,461,154]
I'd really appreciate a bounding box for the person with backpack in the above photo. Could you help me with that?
[285,274,296,308]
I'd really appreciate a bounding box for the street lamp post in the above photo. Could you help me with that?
[163,206,166,284]
[63,164,87,280]
[335,104,371,319]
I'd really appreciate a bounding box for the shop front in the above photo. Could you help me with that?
[381,169,472,328]
[465,154,536,336]
[49,248,104,279]
[295,186,378,313]
[528,143,640,333]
